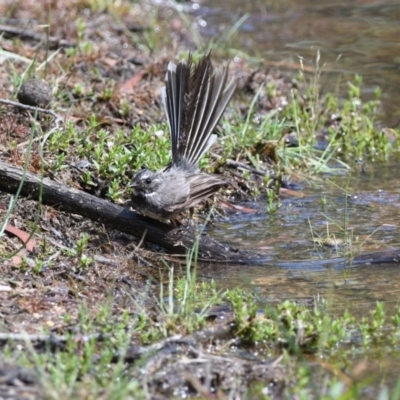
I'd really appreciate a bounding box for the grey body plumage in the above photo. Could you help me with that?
[130,54,236,220]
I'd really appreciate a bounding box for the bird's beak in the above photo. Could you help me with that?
[130,181,138,195]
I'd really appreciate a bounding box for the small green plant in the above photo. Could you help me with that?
[75,234,89,257]
[78,254,93,270]
[72,83,85,97]
[50,152,68,173]
[80,41,94,55]
[108,178,125,201]
[33,258,45,274]
[99,82,115,101]
[75,17,86,43]
[266,187,281,214]
[119,99,131,117]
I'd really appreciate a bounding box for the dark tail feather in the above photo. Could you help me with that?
[163,54,236,168]
[182,54,236,167]
[161,57,191,163]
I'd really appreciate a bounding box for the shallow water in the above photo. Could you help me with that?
[207,158,400,316]
[198,0,400,126]
[187,0,400,313]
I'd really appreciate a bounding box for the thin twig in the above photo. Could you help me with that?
[0,332,103,343]
[0,98,61,119]
[0,24,75,48]
[134,228,148,251]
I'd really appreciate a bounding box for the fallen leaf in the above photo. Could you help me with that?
[5,224,36,251]
[119,71,145,93]
[279,188,305,198]
[219,200,258,213]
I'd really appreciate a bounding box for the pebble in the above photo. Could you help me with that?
[17,78,52,107]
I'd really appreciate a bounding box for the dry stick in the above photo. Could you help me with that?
[0,99,61,120]
[0,24,75,48]
[0,160,264,263]
[134,228,148,252]
[0,332,102,344]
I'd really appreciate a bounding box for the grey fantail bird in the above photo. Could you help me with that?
[130,54,236,221]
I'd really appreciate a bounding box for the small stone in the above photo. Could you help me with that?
[45,320,55,328]
[17,78,52,107]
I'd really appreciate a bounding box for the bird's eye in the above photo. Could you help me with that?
[145,178,152,185]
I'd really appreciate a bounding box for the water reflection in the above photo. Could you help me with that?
[199,0,400,125]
